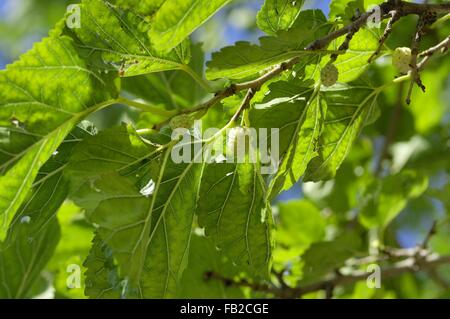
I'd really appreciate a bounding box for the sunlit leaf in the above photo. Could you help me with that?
[0,24,118,238]
[257,0,305,35]
[149,0,231,52]
[71,0,191,77]
[305,82,380,181]
[197,161,273,278]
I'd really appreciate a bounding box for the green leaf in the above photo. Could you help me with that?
[122,43,206,111]
[67,125,158,219]
[359,170,429,229]
[149,0,231,52]
[5,123,93,242]
[251,79,325,196]
[71,0,191,77]
[178,234,245,298]
[305,82,380,181]
[69,126,204,298]
[428,183,450,215]
[333,29,381,83]
[0,151,69,298]
[68,124,151,179]
[409,65,450,134]
[329,0,380,22]
[197,162,273,278]
[257,0,305,35]
[84,235,122,299]
[309,28,382,83]
[0,123,96,298]
[329,0,364,22]
[113,0,166,16]
[0,25,118,239]
[206,10,330,80]
[92,156,203,298]
[0,219,60,299]
[275,200,326,263]
[300,231,363,284]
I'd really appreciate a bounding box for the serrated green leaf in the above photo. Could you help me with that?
[257,0,305,35]
[329,0,379,22]
[91,153,203,298]
[206,10,330,80]
[69,126,204,298]
[84,235,122,299]
[123,43,206,111]
[149,0,231,52]
[71,0,191,77]
[329,0,364,22]
[251,79,326,196]
[113,0,166,16]
[197,162,273,278]
[305,82,380,181]
[68,124,151,179]
[0,26,118,239]
[67,125,160,219]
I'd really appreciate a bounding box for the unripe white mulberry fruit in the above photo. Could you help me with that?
[392,47,412,74]
[169,114,194,130]
[321,63,339,87]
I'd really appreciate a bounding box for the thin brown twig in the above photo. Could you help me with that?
[207,253,450,298]
[306,0,450,51]
[369,10,401,63]
[406,15,428,105]
[152,57,301,129]
[229,88,257,124]
[329,25,359,64]
[305,9,377,51]
[418,35,450,69]
[421,220,438,249]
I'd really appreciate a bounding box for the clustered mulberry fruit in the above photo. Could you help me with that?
[392,47,412,74]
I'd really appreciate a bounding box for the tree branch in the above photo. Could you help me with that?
[369,10,401,63]
[153,0,450,130]
[306,0,450,51]
[207,252,450,298]
[153,57,302,129]
[418,35,450,69]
